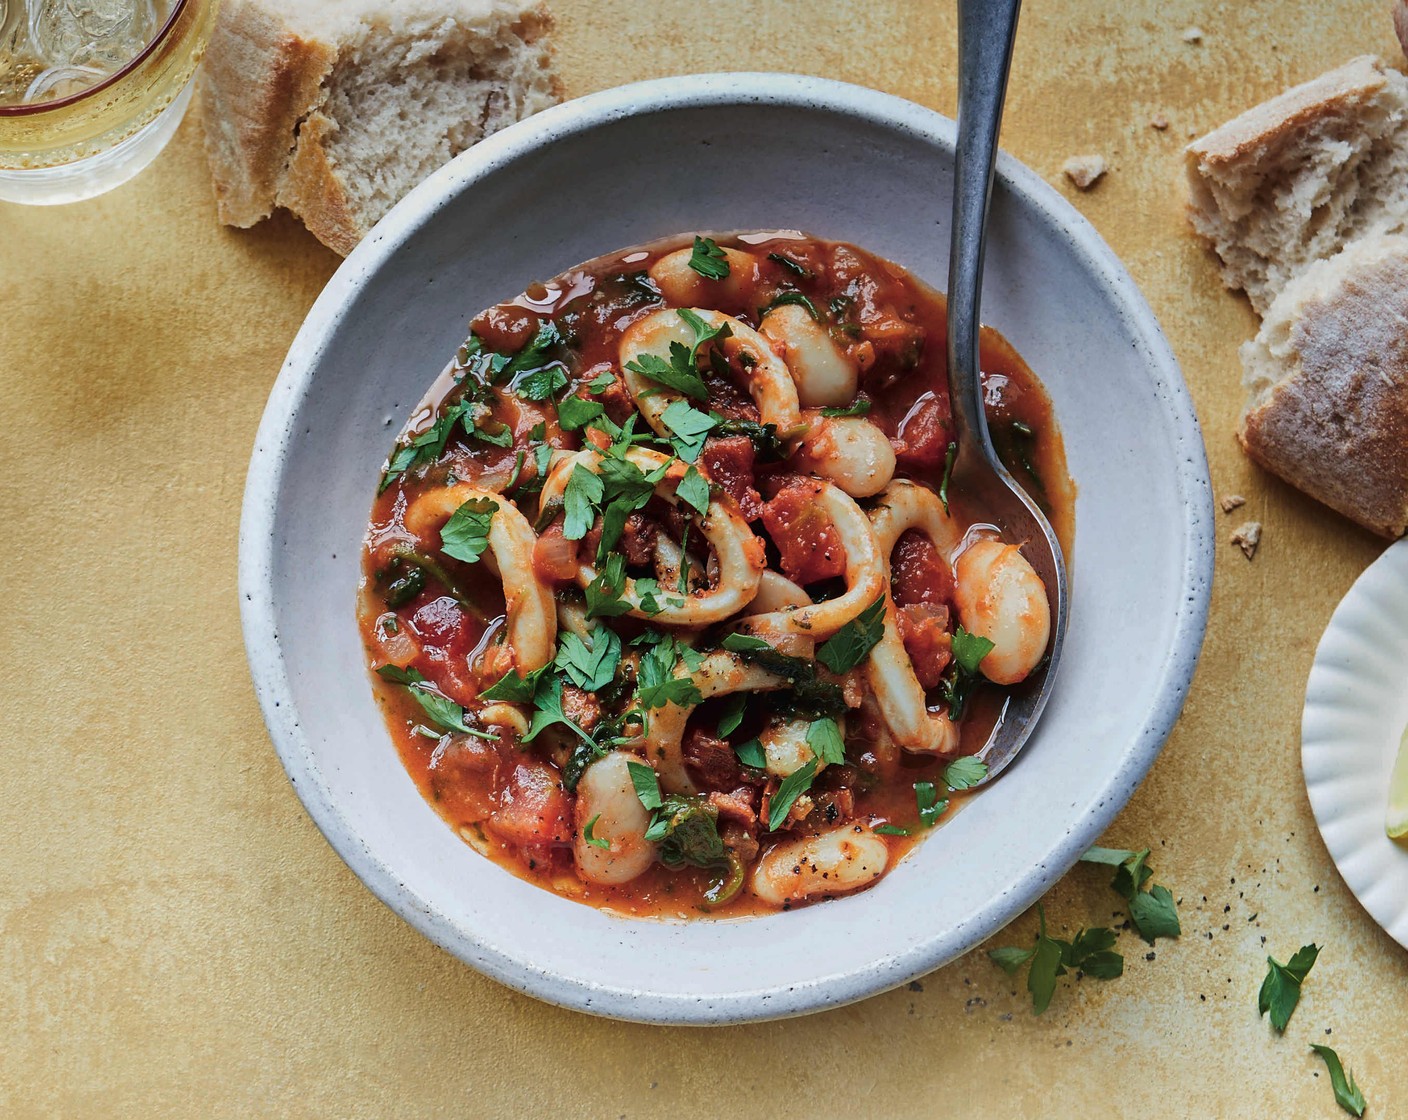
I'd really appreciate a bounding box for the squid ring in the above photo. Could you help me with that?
[402,484,557,674]
[539,447,764,625]
[619,308,804,443]
[641,650,791,794]
[757,482,887,639]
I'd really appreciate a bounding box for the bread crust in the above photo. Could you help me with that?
[1238,237,1408,538]
[200,0,558,253]
[1186,55,1390,170]
[198,0,335,228]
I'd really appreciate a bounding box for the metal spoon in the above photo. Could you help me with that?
[946,0,1068,785]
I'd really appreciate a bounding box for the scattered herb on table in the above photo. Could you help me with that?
[1258,943,1320,1033]
[988,905,1124,1015]
[1310,1044,1367,1117]
[1080,845,1182,944]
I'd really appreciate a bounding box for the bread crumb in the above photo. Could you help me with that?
[1062,155,1107,190]
[1182,26,1204,43]
[1150,113,1170,130]
[1230,521,1262,559]
[1220,494,1247,513]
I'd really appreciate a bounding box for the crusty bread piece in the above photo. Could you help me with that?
[1186,56,1408,315]
[200,0,558,255]
[1238,234,1408,538]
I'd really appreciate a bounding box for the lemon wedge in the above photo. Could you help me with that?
[1389,723,1408,842]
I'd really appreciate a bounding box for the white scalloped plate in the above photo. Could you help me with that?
[1303,539,1408,950]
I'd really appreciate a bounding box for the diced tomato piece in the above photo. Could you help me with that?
[487,762,574,849]
[761,478,846,584]
[533,522,579,584]
[700,435,762,519]
[894,392,955,470]
[891,529,956,609]
[470,305,538,352]
[561,686,602,733]
[897,603,953,690]
[584,365,636,426]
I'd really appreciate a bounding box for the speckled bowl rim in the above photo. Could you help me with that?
[239,72,1215,1023]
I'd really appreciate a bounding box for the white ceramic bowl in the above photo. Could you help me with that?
[240,73,1214,1024]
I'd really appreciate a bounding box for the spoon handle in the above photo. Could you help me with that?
[947,0,1023,458]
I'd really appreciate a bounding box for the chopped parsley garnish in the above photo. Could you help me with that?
[733,737,766,769]
[1310,1045,1367,1117]
[1080,846,1182,944]
[379,399,472,493]
[586,369,617,392]
[522,672,594,746]
[988,905,1123,1014]
[477,664,544,703]
[624,762,729,868]
[624,308,731,404]
[659,399,718,462]
[766,251,812,279]
[553,627,622,692]
[943,755,988,790]
[938,624,995,719]
[514,363,568,401]
[820,398,872,418]
[675,464,710,515]
[915,781,948,827]
[767,758,819,831]
[627,759,663,810]
[438,497,497,563]
[874,824,911,836]
[562,464,605,540]
[805,717,846,766]
[815,596,886,673]
[636,636,704,710]
[557,395,605,431]
[1258,944,1319,1032]
[500,318,564,380]
[375,664,498,741]
[585,554,633,619]
[582,814,610,849]
[716,694,747,738]
[713,418,787,461]
[687,235,730,280]
[759,290,820,320]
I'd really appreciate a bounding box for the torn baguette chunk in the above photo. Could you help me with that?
[1185,56,1408,315]
[199,0,558,255]
[1238,235,1408,538]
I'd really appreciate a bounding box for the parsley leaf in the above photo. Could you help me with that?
[873,823,911,837]
[915,781,948,827]
[1310,1045,1367,1117]
[625,349,707,402]
[733,737,766,769]
[553,627,622,692]
[815,596,886,673]
[500,318,564,380]
[660,399,718,463]
[439,497,498,563]
[805,717,846,766]
[637,637,704,710]
[583,814,610,850]
[650,795,728,869]
[989,905,1123,1015]
[585,554,633,619]
[943,755,988,790]
[514,363,567,401]
[713,418,787,461]
[557,395,605,431]
[759,290,820,320]
[374,664,497,740]
[719,633,846,719]
[766,251,812,279]
[562,464,604,540]
[1259,944,1319,1032]
[379,400,472,493]
[717,693,747,738]
[988,945,1036,975]
[627,759,663,811]
[767,758,819,831]
[1079,845,1180,944]
[522,672,595,746]
[478,665,545,703]
[820,399,872,418]
[721,633,771,653]
[687,235,730,280]
[938,624,995,719]
[675,464,711,515]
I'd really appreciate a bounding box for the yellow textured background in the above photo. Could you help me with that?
[3,1,1406,1115]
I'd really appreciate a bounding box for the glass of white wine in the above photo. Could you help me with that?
[0,0,217,204]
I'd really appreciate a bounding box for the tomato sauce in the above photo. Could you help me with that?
[359,231,1073,918]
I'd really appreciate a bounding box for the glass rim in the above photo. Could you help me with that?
[0,0,191,118]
